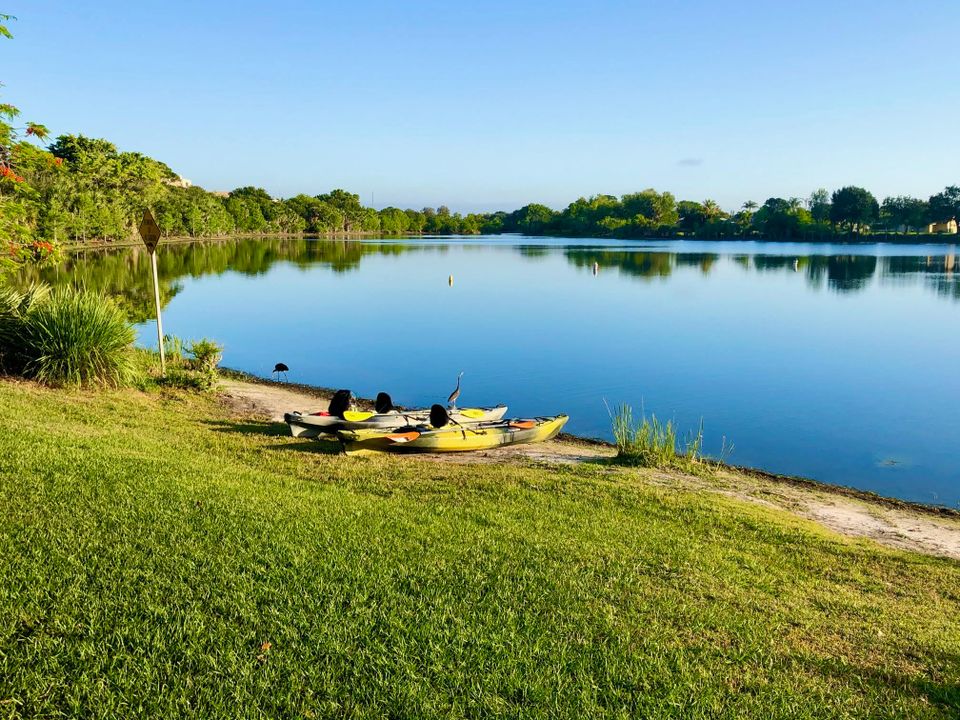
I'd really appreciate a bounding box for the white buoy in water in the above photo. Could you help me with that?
[592,262,599,276]
[448,274,454,286]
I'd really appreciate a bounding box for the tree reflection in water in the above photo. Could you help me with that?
[12,238,960,324]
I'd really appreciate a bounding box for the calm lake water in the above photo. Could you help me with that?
[36,235,960,506]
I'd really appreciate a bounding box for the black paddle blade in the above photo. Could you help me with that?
[328,389,352,419]
[430,404,449,428]
[375,392,394,414]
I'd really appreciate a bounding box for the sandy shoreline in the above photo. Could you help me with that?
[218,375,960,561]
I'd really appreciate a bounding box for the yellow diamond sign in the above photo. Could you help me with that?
[138,209,162,252]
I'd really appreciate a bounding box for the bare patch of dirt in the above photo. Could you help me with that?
[220,379,334,421]
[217,378,960,561]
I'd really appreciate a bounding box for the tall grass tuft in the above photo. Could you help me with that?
[155,336,223,391]
[187,338,223,373]
[609,402,724,475]
[18,287,136,387]
[0,283,49,373]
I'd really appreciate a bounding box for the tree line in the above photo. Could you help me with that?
[498,185,960,240]
[4,128,958,267]
[1,133,497,248]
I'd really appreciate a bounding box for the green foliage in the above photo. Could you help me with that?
[153,335,222,391]
[163,334,185,364]
[830,186,880,233]
[808,188,831,223]
[0,282,48,370]
[187,337,223,372]
[610,403,725,475]
[0,13,14,40]
[0,14,61,266]
[752,197,803,238]
[928,186,960,224]
[160,365,218,392]
[378,206,410,234]
[881,196,929,232]
[9,286,136,386]
[513,203,557,234]
[315,188,365,232]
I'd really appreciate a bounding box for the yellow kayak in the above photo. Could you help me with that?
[340,414,569,455]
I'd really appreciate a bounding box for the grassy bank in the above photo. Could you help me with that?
[1,380,958,718]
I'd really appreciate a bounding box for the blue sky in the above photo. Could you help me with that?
[4,1,958,212]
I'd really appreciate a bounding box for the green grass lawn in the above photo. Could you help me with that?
[0,381,958,718]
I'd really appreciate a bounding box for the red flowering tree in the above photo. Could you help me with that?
[1,13,56,267]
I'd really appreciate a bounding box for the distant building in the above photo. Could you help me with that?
[164,175,193,189]
[926,219,958,234]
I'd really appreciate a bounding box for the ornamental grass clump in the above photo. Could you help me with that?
[187,338,223,374]
[610,402,720,475]
[0,283,49,373]
[158,336,223,391]
[16,287,136,387]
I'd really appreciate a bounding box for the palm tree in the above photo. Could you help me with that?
[703,199,723,220]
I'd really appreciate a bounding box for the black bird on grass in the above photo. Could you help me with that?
[272,362,289,382]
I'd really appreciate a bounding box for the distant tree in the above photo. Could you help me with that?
[511,203,556,234]
[928,186,960,224]
[460,214,484,234]
[284,194,344,233]
[378,206,410,234]
[315,188,365,232]
[807,188,831,224]
[735,201,758,234]
[404,208,426,233]
[358,206,380,232]
[881,196,928,233]
[620,189,678,226]
[702,199,725,221]
[481,211,505,234]
[313,203,343,232]
[829,186,878,233]
[556,194,620,235]
[677,200,708,233]
[753,198,802,238]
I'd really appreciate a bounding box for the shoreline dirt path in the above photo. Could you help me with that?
[220,379,960,561]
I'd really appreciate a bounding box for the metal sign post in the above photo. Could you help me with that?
[138,210,165,375]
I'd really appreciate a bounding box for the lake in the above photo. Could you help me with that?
[33,235,960,507]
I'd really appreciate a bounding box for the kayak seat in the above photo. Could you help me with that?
[375,392,394,414]
[430,404,450,428]
[328,389,352,419]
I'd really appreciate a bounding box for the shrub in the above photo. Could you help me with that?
[160,366,218,392]
[187,338,223,373]
[0,283,49,372]
[163,334,185,365]
[609,403,727,475]
[17,287,136,386]
[152,337,223,392]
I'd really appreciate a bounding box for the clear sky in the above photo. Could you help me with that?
[4,0,958,212]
